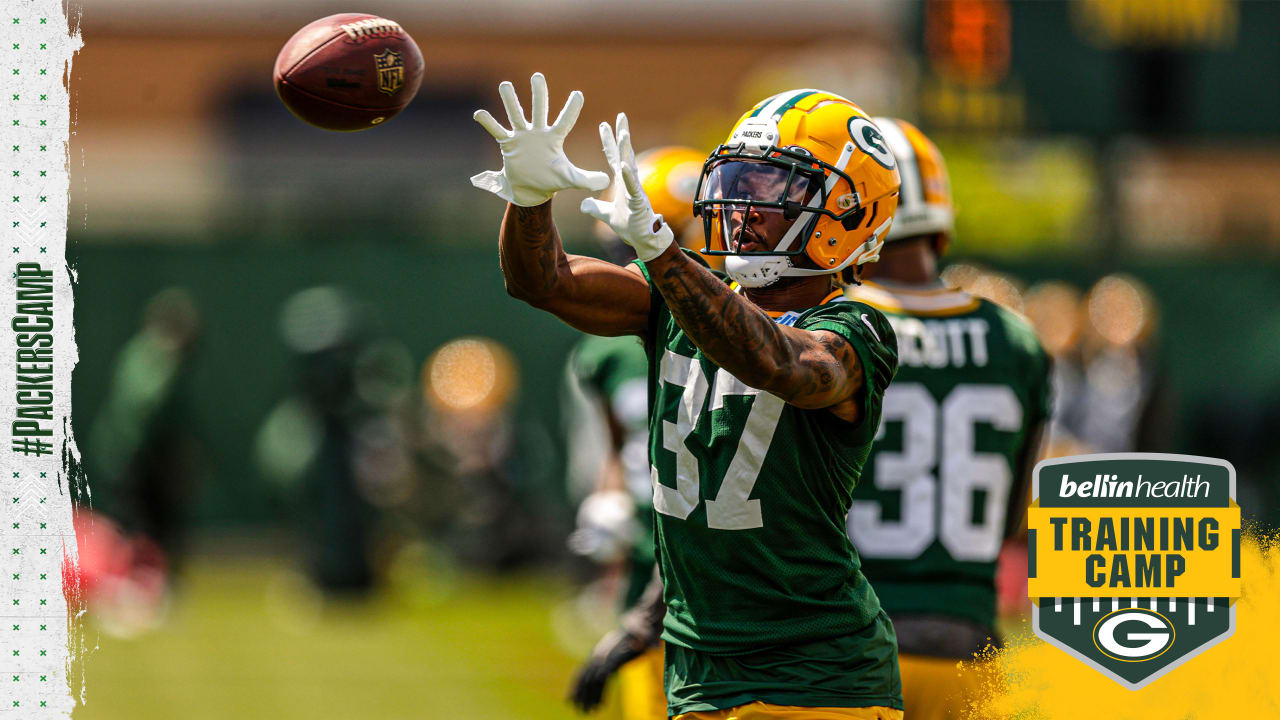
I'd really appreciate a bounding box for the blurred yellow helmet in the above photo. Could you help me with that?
[870,117,954,244]
[593,145,706,263]
[694,89,901,288]
[635,146,705,234]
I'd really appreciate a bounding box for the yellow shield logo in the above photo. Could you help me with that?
[374,49,405,96]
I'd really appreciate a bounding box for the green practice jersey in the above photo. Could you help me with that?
[567,334,655,608]
[634,260,900,658]
[847,281,1051,634]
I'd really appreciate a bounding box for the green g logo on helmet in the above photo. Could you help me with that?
[848,117,896,171]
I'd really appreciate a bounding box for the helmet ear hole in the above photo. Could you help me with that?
[841,206,867,231]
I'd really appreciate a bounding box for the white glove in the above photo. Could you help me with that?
[579,113,675,262]
[566,489,637,564]
[470,73,610,207]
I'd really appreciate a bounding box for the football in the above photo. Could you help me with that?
[273,13,424,132]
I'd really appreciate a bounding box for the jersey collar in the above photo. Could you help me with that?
[728,284,846,320]
[850,280,979,317]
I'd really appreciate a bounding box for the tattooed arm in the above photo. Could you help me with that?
[645,243,866,422]
[499,201,651,337]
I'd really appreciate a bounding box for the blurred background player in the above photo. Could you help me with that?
[83,287,203,633]
[90,287,203,570]
[564,146,704,718]
[255,287,382,594]
[1073,275,1173,454]
[845,118,1051,720]
[417,336,540,569]
[1022,275,1172,459]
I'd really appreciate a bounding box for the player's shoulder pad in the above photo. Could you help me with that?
[797,300,896,346]
[979,297,1048,362]
[797,299,900,393]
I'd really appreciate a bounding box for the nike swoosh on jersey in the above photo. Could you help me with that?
[860,313,881,342]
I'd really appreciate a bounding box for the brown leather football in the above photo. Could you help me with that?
[274,13,424,132]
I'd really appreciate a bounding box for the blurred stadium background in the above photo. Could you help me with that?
[67,1,1279,718]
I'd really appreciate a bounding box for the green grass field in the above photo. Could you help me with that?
[73,556,612,720]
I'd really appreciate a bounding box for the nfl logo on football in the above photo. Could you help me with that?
[374,49,404,96]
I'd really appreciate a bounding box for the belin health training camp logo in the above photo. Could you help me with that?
[1027,454,1241,689]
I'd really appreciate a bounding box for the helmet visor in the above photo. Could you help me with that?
[697,159,822,256]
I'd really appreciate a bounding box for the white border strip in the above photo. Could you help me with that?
[1,2,83,716]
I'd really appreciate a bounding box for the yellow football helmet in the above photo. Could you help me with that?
[636,146,705,234]
[694,89,901,288]
[871,117,954,245]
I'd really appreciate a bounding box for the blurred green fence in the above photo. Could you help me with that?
[69,239,1280,530]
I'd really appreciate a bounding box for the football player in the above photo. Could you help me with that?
[565,146,705,720]
[471,75,904,719]
[845,118,1052,720]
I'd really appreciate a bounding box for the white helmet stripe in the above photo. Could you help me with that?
[770,141,852,256]
[769,200,813,255]
[756,88,820,120]
[829,141,856,183]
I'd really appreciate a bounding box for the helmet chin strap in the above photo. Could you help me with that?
[726,215,893,287]
[723,209,820,288]
[724,254,792,288]
[722,207,815,288]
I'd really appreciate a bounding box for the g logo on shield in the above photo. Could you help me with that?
[1092,609,1176,663]
[847,117,896,171]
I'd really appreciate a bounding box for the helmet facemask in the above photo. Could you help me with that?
[694,145,853,288]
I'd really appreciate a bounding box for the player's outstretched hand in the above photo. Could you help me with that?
[579,113,675,262]
[567,629,645,713]
[471,73,610,207]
